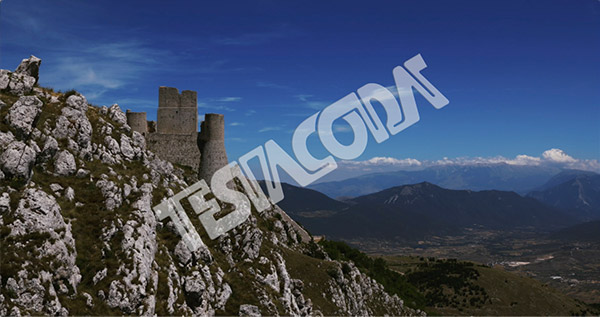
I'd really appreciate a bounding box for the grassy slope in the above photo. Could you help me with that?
[384,255,596,316]
[2,88,409,316]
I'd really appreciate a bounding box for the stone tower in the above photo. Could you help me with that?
[145,87,202,169]
[126,110,148,135]
[198,113,228,182]
[157,86,198,134]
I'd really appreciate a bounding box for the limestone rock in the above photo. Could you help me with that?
[65,187,75,201]
[41,135,59,160]
[105,183,157,313]
[0,131,15,150]
[83,292,94,308]
[132,131,146,152]
[76,168,90,178]
[15,55,41,83]
[120,134,135,159]
[5,72,36,95]
[239,304,261,317]
[96,177,122,211]
[7,188,81,315]
[0,192,10,213]
[108,104,129,127]
[6,95,43,138]
[93,268,107,285]
[0,141,36,178]
[50,183,64,193]
[0,69,9,90]
[52,94,93,157]
[54,150,76,176]
[174,239,192,265]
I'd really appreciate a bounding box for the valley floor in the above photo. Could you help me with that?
[346,228,600,305]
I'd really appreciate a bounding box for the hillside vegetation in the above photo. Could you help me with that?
[0,57,421,316]
[384,255,597,316]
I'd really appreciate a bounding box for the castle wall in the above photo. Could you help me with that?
[157,86,198,135]
[147,133,201,169]
[126,110,148,135]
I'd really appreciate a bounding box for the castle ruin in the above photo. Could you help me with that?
[198,113,229,182]
[126,87,228,180]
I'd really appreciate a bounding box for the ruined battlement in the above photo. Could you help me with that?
[157,86,198,135]
[126,87,227,176]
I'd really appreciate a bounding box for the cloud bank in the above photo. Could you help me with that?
[338,148,599,173]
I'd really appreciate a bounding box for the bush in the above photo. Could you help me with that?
[62,89,78,100]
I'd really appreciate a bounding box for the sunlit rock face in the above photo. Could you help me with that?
[0,56,422,316]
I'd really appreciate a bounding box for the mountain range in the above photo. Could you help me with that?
[309,164,563,199]
[279,182,575,242]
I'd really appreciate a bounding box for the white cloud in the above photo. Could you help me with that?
[542,148,577,163]
[216,97,242,102]
[292,94,331,110]
[338,149,599,173]
[258,126,282,133]
[294,94,313,102]
[229,122,244,126]
[343,157,422,167]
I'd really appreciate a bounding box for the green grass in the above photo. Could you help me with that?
[383,255,598,316]
[0,87,156,314]
[281,248,340,314]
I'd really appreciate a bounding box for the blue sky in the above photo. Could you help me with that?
[1,0,599,175]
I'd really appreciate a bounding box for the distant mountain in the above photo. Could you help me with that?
[292,182,575,242]
[530,169,599,191]
[549,220,600,242]
[309,164,561,199]
[259,181,348,216]
[527,171,600,220]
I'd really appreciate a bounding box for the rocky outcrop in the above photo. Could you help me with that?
[4,187,80,316]
[15,55,42,83]
[0,55,41,95]
[0,56,421,316]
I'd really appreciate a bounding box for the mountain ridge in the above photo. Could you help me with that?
[309,164,565,199]
[527,172,600,221]
[288,181,575,242]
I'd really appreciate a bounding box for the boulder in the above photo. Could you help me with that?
[0,141,36,178]
[15,55,41,83]
[239,304,261,317]
[54,150,76,176]
[7,96,43,138]
[108,104,128,126]
[0,70,9,90]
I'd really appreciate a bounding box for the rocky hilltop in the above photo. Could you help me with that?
[0,56,421,316]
